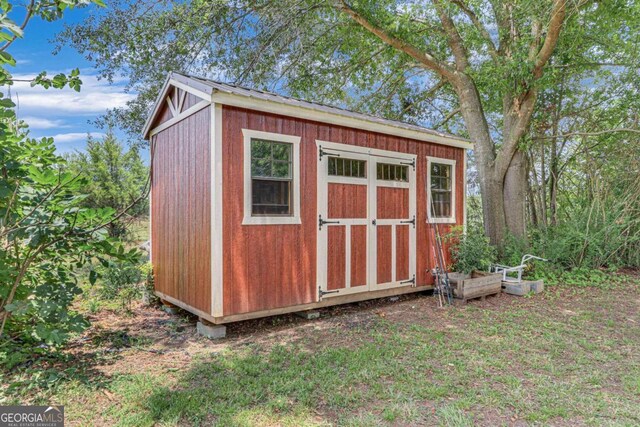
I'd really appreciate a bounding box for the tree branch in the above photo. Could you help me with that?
[434,107,461,129]
[433,0,470,71]
[449,0,499,59]
[0,0,35,53]
[334,1,457,81]
[539,128,640,139]
[532,0,567,79]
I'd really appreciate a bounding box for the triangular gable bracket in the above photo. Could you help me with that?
[143,73,213,140]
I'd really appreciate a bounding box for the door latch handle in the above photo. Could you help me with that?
[372,219,377,226]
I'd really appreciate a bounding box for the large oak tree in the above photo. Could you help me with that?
[62,0,639,245]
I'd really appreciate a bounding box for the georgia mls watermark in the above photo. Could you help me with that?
[0,406,64,427]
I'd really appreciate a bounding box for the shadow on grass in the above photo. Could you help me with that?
[115,320,456,426]
[2,327,148,403]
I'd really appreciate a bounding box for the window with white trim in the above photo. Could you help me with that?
[251,139,292,215]
[427,156,456,223]
[242,129,301,225]
[328,156,366,178]
[377,162,408,182]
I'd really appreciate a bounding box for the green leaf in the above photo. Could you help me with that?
[89,269,98,285]
[0,51,15,66]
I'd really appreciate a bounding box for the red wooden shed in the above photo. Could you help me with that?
[143,72,472,326]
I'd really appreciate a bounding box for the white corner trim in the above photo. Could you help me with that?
[211,104,224,317]
[241,129,302,226]
[426,156,457,224]
[149,136,154,264]
[463,150,468,230]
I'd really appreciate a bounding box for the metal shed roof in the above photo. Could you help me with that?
[144,72,473,149]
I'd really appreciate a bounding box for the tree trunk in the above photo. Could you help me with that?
[549,140,559,226]
[540,140,548,227]
[453,77,508,247]
[481,171,508,247]
[503,150,527,238]
[525,152,539,226]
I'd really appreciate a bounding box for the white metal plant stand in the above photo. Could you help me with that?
[491,254,548,283]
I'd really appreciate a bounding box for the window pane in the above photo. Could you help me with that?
[273,161,291,178]
[376,163,409,182]
[251,139,271,159]
[328,157,366,178]
[328,157,337,175]
[252,179,291,215]
[272,143,291,161]
[430,162,453,218]
[251,158,271,177]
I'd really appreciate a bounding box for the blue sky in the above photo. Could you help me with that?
[10,5,135,155]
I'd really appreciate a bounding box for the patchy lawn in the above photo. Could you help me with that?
[3,274,640,426]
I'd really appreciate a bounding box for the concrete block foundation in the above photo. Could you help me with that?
[197,320,227,339]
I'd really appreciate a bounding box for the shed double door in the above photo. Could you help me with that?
[317,142,416,299]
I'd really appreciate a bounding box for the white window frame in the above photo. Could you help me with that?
[242,129,301,225]
[426,156,456,224]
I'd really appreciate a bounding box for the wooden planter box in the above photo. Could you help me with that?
[448,271,503,302]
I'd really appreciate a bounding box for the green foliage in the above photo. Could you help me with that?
[96,261,142,312]
[138,261,157,306]
[500,233,531,268]
[527,264,628,290]
[0,0,135,362]
[66,132,148,238]
[446,225,496,274]
[0,131,140,350]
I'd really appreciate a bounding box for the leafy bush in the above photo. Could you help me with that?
[97,261,143,312]
[446,225,497,274]
[0,134,140,354]
[65,133,149,238]
[139,262,158,306]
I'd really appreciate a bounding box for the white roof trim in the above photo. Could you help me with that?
[211,92,473,150]
[143,73,474,150]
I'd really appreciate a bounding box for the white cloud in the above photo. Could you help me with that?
[19,116,69,129]
[11,73,136,116]
[46,132,106,143]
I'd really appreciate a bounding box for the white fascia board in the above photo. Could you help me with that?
[211,92,474,151]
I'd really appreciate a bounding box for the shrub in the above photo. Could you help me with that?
[446,225,497,274]
[139,262,158,306]
[97,261,142,312]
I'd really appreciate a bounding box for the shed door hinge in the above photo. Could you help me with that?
[400,158,416,170]
[319,286,339,298]
[319,146,340,161]
[319,214,340,230]
[400,215,416,228]
[400,274,416,287]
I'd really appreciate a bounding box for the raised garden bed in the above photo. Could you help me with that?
[448,271,503,303]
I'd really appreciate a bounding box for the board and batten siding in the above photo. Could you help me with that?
[151,106,212,314]
[222,105,464,317]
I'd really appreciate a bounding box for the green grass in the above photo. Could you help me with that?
[6,276,640,426]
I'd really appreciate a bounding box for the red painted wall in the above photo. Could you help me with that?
[222,105,465,316]
[151,106,212,313]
